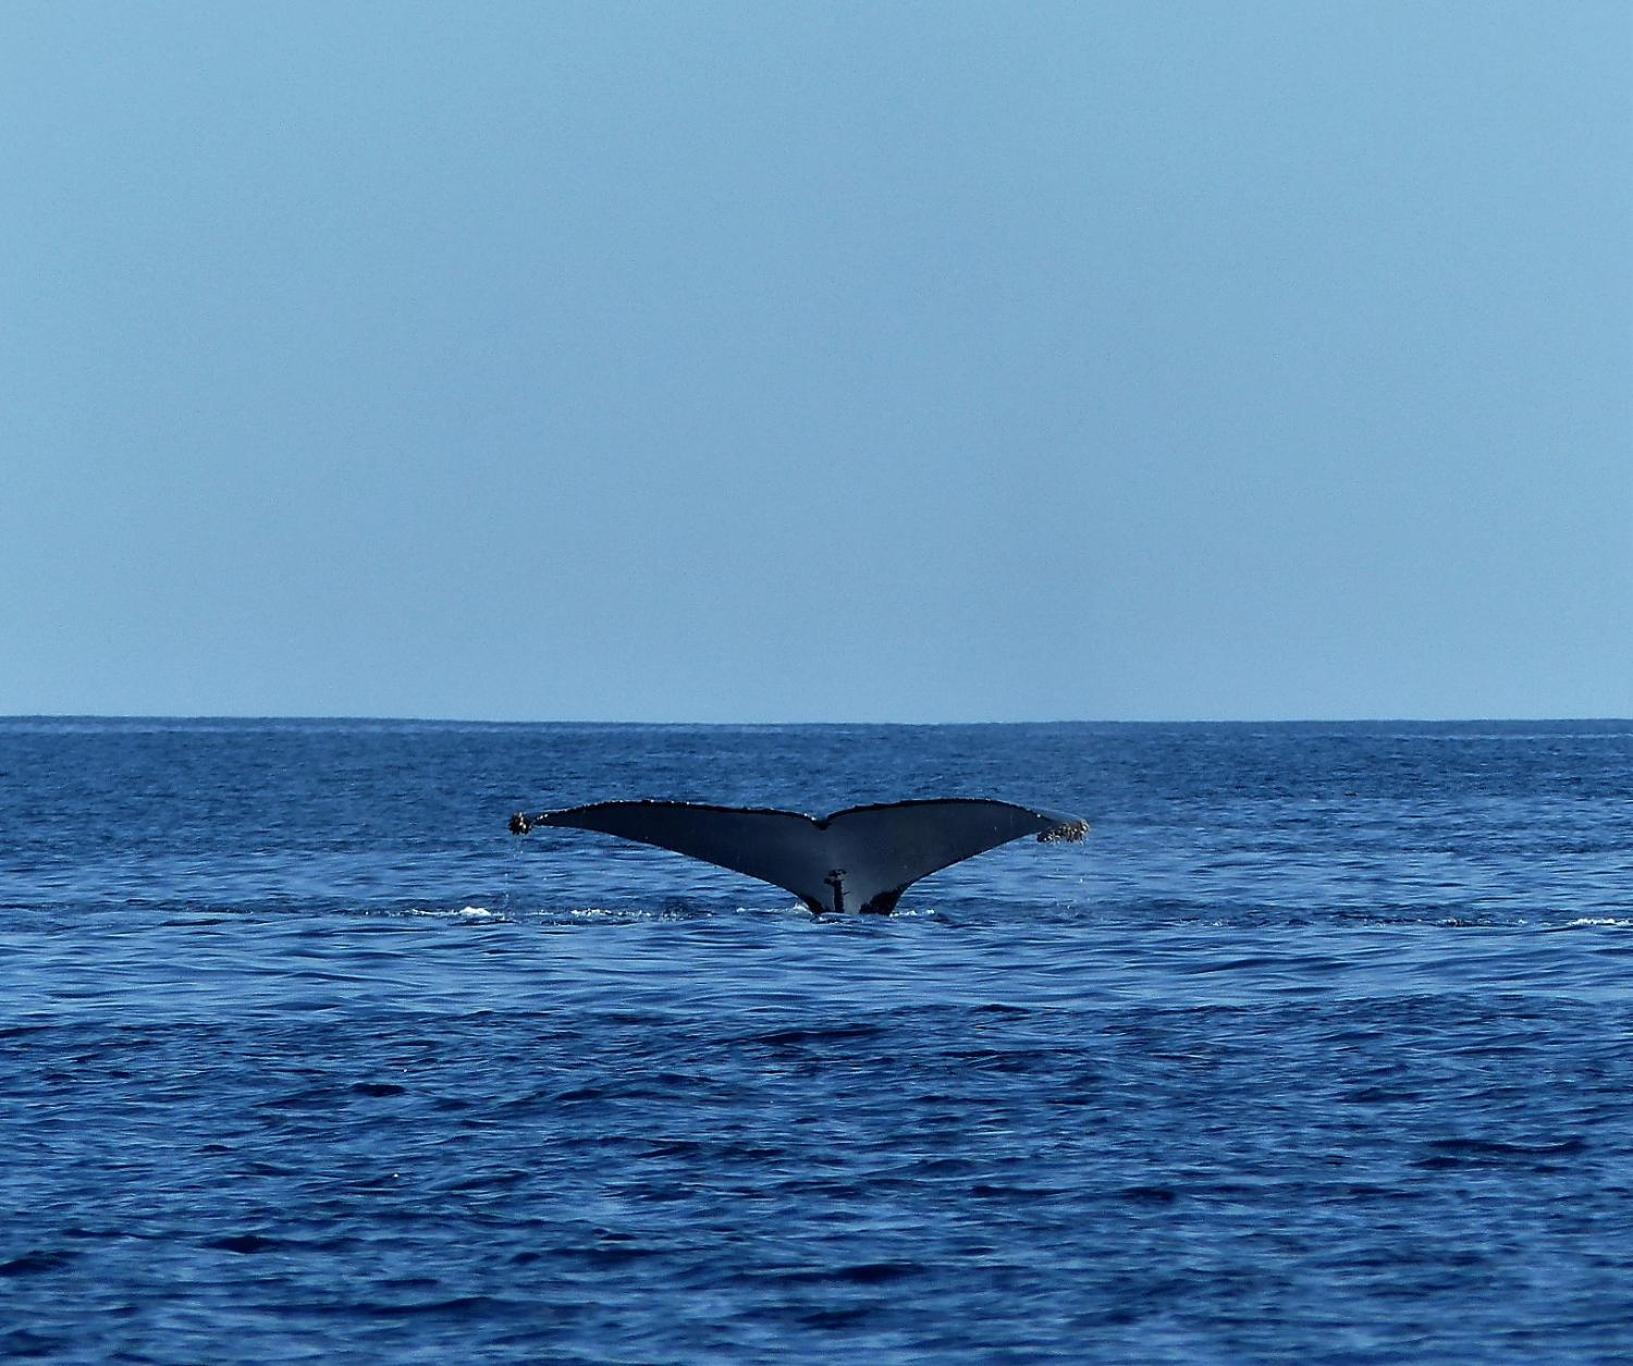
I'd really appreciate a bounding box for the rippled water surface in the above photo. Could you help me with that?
[3,719,1631,1361]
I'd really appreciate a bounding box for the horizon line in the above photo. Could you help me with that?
[4,711,1631,729]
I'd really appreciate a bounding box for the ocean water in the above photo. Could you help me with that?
[2,718,1631,1363]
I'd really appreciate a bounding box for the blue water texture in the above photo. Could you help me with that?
[3,718,1631,1362]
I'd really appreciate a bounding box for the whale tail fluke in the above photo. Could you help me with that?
[509,797,1088,914]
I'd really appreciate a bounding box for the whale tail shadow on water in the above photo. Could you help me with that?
[508,798,1089,914]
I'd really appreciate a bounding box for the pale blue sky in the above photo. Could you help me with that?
[2,1,1628,722]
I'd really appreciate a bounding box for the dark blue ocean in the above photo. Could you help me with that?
[3,718,1631,1362]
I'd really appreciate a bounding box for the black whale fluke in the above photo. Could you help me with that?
[507,798,1088,914]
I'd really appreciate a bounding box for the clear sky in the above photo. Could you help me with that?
[2,1,1628,722]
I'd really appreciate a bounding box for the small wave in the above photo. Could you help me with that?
[524,902,812,925]
[562,906,636,922]
[1416,1136,1588,1169]
[1544,917,1633,931]
[530,904,710,925]
[405,905,504,920]
[0,1250,77,1278]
